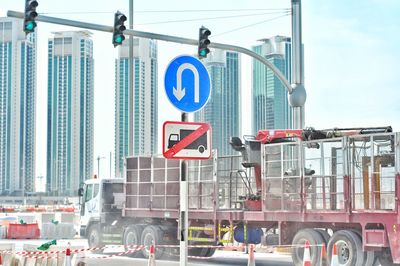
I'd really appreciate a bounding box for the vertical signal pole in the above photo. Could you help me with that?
[179,112,188,266]
[290,0,306,129]
[128,0,134,155]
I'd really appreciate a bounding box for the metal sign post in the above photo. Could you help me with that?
[180,112,188,266]
[163,54,212,265]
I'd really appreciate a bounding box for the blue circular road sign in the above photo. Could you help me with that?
[164,55,211,113]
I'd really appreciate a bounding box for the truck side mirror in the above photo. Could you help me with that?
[78,188,84,197]
[230,137,245,151]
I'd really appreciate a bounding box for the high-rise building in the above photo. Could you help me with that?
[0,18,37,195]
[252,36,292,133]
[194,50,241,156]
[115,38,158,178]
[46,31,94,196]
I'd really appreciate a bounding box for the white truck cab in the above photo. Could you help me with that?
[79,178,124,242]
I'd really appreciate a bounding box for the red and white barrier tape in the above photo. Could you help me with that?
[0,243,323,258]
[11,245,144,259]
[78,245,144,259]
[0,244,143,256]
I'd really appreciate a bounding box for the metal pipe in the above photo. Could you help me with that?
[128,0,134,155]
[7,10,293,94]
[291,0,305,129]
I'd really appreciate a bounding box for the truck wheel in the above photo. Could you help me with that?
[123,225,143,257]
[202,247,216,257]
[141,225,164,259]
[348,230,376,266]
[189,246,216,257]
[198,145,205,153]
[315,229,330,245]
[291,229,323,266]
[327,230,364,266]
[88,224,103,253]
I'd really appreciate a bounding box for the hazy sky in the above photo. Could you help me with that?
[1,0,399,180]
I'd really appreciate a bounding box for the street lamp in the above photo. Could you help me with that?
[96,156,106,179]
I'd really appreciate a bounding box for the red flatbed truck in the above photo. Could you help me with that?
[79,126,399,265]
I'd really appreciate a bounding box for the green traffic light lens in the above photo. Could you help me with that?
[200,50,207,56]
[25,22,34,31]
[115,35,123,44]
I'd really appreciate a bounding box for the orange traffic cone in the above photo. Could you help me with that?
[320,243,328,266]
[64,247,72,266]
[302,240,311,266]
[330,244,339,266]
[148,244,156,266]
[247,244,255,266]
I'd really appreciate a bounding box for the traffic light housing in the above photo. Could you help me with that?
[198,26,211,59]
[112,11,127,47]
[24,0,38,34]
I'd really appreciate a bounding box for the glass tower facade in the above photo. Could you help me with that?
[0,18,37,195]
[194,50,241,156]
[115,38,158,178]
[252,36,292,134]
[46,31,94,196]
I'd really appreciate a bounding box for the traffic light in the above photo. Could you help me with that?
[198,26,211,59]
[112,11,127,47]
[24,0,38,34]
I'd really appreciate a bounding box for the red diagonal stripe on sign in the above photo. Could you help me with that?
[164,123,210,158]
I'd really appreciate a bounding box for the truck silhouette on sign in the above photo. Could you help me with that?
[168,129,207,153]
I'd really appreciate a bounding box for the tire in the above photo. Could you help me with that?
[315,229,330,245]
[188,247,203,256]
[188,246,216,257]
[123,225,143,257]
[87,224,103,253]
[188,230,217,258]
[198,145,205,153]
[327,230,364,266]
[203,247,216,257]
[291,229,323,266]
[349,229,376,266]
[140,225,164,259]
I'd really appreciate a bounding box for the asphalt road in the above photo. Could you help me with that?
[76,251,294,266]
[0,239,294,266]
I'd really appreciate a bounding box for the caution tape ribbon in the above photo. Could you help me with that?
[13,246,144,259]
[78,245,144,259]
[0,243,324,257]
[0,245,144,256]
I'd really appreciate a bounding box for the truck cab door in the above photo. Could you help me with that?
[81,183,101,226]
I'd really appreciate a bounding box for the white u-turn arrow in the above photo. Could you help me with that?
[173,63,200,103]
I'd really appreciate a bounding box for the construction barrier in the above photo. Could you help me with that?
[0,243,15,266]
[55,223,75,239]
[59,213,75,224]
[1,207,15,213]
[19,243,85,266]
[39,213,56,224]
[15,214,36,224]
[41,223,76,239]
[7,223,40,239]
[0,226,7,239]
